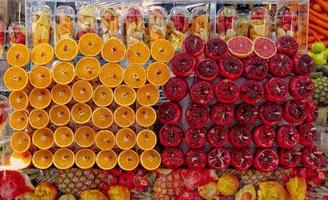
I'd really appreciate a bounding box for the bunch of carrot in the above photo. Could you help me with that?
[308,0,328,48]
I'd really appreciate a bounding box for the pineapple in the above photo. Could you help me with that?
[152,170,185,200]
[312,72,328,106]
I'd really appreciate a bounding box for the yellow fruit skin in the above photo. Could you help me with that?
[15,192,36,200]
[258,181,289,200]
[107,186,130,200]
[34,183,57,200]
[235,184,256,200]
[198,182,218,200]
[286,177,307,200]
[217,174,240,196]
[80,190,108,200]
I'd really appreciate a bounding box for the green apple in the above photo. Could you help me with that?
[313,53,327,65]
[312,42,326,53]
[321,49,328,59]
[307,51,315,58]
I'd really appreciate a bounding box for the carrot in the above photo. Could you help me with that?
[309,9,328,23]
[313,31,322,41]
[316,0,328,13]
[309,23,328,37]
[309,15,328,29]
[308,35,325,42]
[312,3,323,13]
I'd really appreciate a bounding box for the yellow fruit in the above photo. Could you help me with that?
[31,43,54,65]
[29,66,52,89]
[75,149,96,169]
[136,129,157,150]
[4,67,28,91]
[93,85,113,106]
[116,128,136,150]
[286,177,307,200]
[49,105,71,126]
[95,130,115,150]
[107,185,130,200]
[258,181,289,200]
[10,151,32,169]
[53,148,75,169]
[78,33,102,56]
[29,88,51,109]
[10,131,31,153]
[32,128,54,150]
[117,150,139,171]
[96,150,117,170]
[7,44,30,67]
[32,149,53,169]
[92,107,113,129]
[123,65,146,88]
[198,182,219,200]
[99,63,123,88]
[9,90,29,111]
[235,184,256,200]
[113,85,136,106]
[151,39,174,62]
[80,190,108,200]
[72,80,93,103]
[51,84,72,105]
[70,103,92,124]
[75,57,100,81]
[113,106,135,128]
[74,126,95,148]
[54,126,74,148]
[101,38,126,63]
[136,84,159,106]
[29,109,49,129]
[34,183,57,200]
[217,173,240,196]
[9,110,29,131]
[140,149,161,170]
[55,38,78,61]
[52,62,75,85]
[136,106,156,127]
[146,62,170,86]
[126,42,150,64]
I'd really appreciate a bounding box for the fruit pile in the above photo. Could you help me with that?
[159,34,323,172]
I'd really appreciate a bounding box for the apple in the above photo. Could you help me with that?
[313,53,327,65]
[311,42,326,54]
[307,51,315,58]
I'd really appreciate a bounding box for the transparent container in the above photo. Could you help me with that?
[235,15,252,38]
[55,5,75,43]
[8,22,26,46]
[100,7,121,42]
[77,4,97,40]
[0,22,6,58]
[31,5,52,46]
[216,6,238,40]
[167,7,190,50]
[124,6,144,46]
[147,6,167,44]
[191,6,210,41]
[250,6,270,40]
[276,5,297,38]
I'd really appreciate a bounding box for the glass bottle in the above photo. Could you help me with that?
[77,4,97,40]
[100,7,120,42]
[55,5,75,43]
[276,6,297,38]
[0,22,6,58]
[148,6,167,44]
[250,6,271,40]
[124,6,144,46]
[32,5,52,46]
[217,6,238,40]
[8,22,26,46]
[167,7,190,50]
[191,6,210,41]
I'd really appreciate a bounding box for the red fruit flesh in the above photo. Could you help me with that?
[276,125,300,149]
[190,81,214,105]
[227,36,254,58]
[254,37,277,59]
[0,170,33,200]
[293,54,314,75]
[259,102,283,126]
[214,79,240,103]
[161,148,184,169]
[235,104,258,125]
[240,80,264,104]
[195,59,219,81]
[206,126,229,148]
[205,38,228,60]
[184,35,204,57]
[301,146,324,170]
[289,75,314,100]
[210,104,234,126]
[171,52,196,77]
[264,77,288,102]
[269,53,293,77]
[279,149,301,168]
[177,190,201,200]
[157,101,182,125]
[159,125,184,147]
[207,148,231,170]
[231,149,253,171]
[229,125,252,148]
[170,13,189,33]
[185,127,206,149]
[253,149,279,172]
[163,77,188,102]
[185,104,209,128]
[244,57,269,81]
[305,100,318,122]
[185,149,207,169]
[219,55,244,80]
[276,36,298,57]
[283,99,307,123]
[297,122,317,147]
[252,125,275,148]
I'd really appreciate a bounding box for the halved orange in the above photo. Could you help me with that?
[7,44,30,67]
[70,103,92,124]
[95,130,115,150]
[114,106,135,128]
[10,131,31,153]
[10,151,32,169]
[123,65,146,88]
[136,129,157,150]
[151,39,174,62]
[136,106,156,127]
[99,63,123,88]
[29,109,49,129]
[53,148,75,169]
[75,149,96,169]
[118,150,139,171]
[140,149,161,170]
[55,38,79,61]
[51,84,72,105]
[92,107,113,129]
[49,105,70,126]
[31,43,54,65]
[75,57,100,80]
[29,66,52,89]
[116,128,136,150]
[32,128,54,150]
[126,42,150,64]
[101,38,126,63]
[9,90,29,111]
[52,62,75,85]
[136,84,159,106]
[113,85,136,106]
[29,88,51,109]
[32,149,53,169]
[74,126,95,148]
[54,126,74,148]
[72,80,93,103]
[146,62,170,86]
[96,150,117,170]
[93,85,113,107]
[78,33,102,56]
[4,67,28,91]
[9,110,29,131]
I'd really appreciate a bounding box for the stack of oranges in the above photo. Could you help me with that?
[6,33,174,171]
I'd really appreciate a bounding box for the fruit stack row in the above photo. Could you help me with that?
[157,34,324,171]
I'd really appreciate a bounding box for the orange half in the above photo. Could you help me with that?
[54,126,74,148]
[70,103,92,124]
[75,149,96,169]
[7,44,30,67]
[136,106,157,127]
[53,148,75,169]
[55,38,79,61]
[136,129,157,150]
[136,84,159,106]
[114,106,135,128]
[9,110,29,131]
[99,63,123,88]
[75,57,100,81]
[32,128,54,150]
[51,84,72,105]
[93,85,113,107]
[29,109,49,129]
[10,151,32,169]
[78,33,102,56]
[140,149,161,170]
[31,43,54,65]
[118,150,139,171]
[29,66,52,89]
[49,105,71,126]
[4,67,28,91]
[74,126,95,148]
[29,88,51,109]
[72,80,93,103]
[9,90,29,111]
[52,62,75,85]
[113,85,136,106]
[92,107,113,129]
[116,128,136,150]
[126,42,150,65]
[95,130,115,150]
[123,65,146,88]
[146,62,170,86]
[151,39,174,62]
[32,149,53,169]
[10,131,31,153]
[96,150,117,170]
[101,38,126,63]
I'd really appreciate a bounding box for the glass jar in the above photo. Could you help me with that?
[77,4,97,39]
[235,15,252,38]
[148,6,167,44]
[217,6,238,40]
[32,5,52,46]
[250,6,271,40]
[55,5,75,43]
[276,6,297,38]
[125,6,144,46]
[0,22,6,58]
[167,7,190,50]
[8,22,26,46]
[191,6,210,41]
[100,7,120,42]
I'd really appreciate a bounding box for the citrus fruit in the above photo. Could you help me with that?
[75,149,96,169]
[9,90,29,111]
[116,128,136,150]
[99,63,123,88]
[253,37,277,59]
[49,105,71,126]
[4,67,28,91]
[72,80,93,103]
[51,84,72,105]
[146,62,170,86]
[52,62,75,85]
[151,39,174,62]
[29,66,52,89]
[31,43,54,65]
[10,151,32,169]
[95,130,115,150]
[136,106,156,127]
[96,150,117,170]
[118,150,139,171]
[123,65,147,88]
[70,103,92,124]
[114,106,135,128]
[9,110,28,131]
[32,128,54,150]
[53,148,75,169]
[101,38,126,63]
[113,85,136,106]
[126,42,150,64]
[78,33,102,56]
[93,85,113,107]
[74,126,95,148]
[227,36,254,58]
[7,44,30,67]
[75,57,100,80]
[29,88,51,109]
[54,126,74,148]
[10,131,31,153]
[55,38,79,61]
[140,149,161,170]
[92,107,113,129]
[136,129,157,150]
[32,149,53,169]
[136,84,159,106]
[29,109,49,129]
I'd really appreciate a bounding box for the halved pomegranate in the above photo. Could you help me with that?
[279,149,301,169]
[253,149,279,172]
[190,81,214,105]
[171,52,196,77]
[276,35,298,57]
[183,35,204,57]
[297,122,317,147]
[213,79,240,103]
[185,127,206,149]
[264,77,288,102]
[276,125,300,149]
[244,57,268,81]
[157,101,182,124]
[185,104,209,128]
[206,126,228,148]
[163,77,188,102]
[293,54,314,75]
[185,149,207,169]
[159,125,184,147]
[204,38,228,61]
[231,149,253,171]
[252,125,275,148]
[301,146,324,170]
[161,148,184,169]
[195,59,219,81]
[207,148,231,170]
[210,104,234,126]
[289,75,314,100]
[258,102,283,126]
[219,55,244,80]
[283,99,307,123]
[229,125,252,148]
[240,80,264,105]
[235,104,258,125]
[269,53,293,77]
[305,100,319,122]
